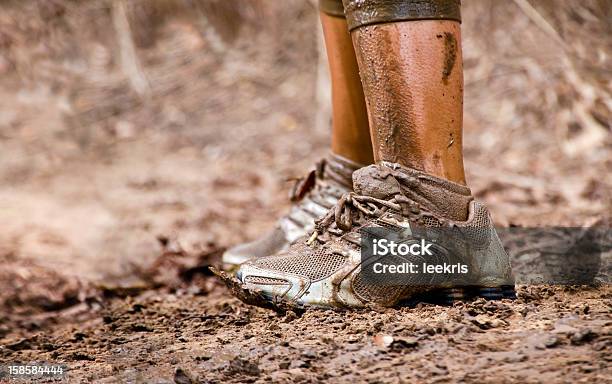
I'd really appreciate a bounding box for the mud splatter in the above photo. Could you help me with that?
[209,266,304,315]
[442,32,457,84]
[352,25,419,166]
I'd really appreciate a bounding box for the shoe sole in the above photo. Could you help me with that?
[215,265,516,310]
[401,285,516,306]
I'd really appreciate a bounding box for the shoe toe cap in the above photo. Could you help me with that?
[236,261,307,300]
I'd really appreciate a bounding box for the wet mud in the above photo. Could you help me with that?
[353,24,418,166]
[2,283,610,383]
[210,267,304,316]
[441,32,457,84]
[352,22,465,184]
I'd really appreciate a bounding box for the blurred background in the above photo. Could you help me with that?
[0,1,609,313]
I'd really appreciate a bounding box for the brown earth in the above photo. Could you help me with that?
[0,1,610,383]
[3,284,611,383]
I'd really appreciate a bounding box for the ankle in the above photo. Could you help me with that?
[415,161,467,186]
[330,143,374,166]
[385,162,471,221]
[353,162,472,221]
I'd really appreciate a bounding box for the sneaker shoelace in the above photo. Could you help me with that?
[307,191,432,245]
[307,165,455,246]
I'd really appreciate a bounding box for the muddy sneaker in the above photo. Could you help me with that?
[222,153,363,267]
[234,162,515,308]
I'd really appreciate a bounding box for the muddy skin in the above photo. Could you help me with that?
[320,12,374,165]
[441,31,457,84]
[351,21,467,185]
[343,0,462,31]
[353,25,418,167]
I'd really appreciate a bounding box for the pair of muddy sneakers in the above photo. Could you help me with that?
[222,154,515,308]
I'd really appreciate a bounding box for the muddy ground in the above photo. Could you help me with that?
[0,1,610,383]
[2,283,611,383]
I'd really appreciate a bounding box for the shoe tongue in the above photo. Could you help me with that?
[353,163,473,221]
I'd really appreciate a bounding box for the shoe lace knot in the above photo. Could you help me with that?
[307,192,414,245]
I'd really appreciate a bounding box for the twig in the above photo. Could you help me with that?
[112,0,150,97]
[512,0,568,52]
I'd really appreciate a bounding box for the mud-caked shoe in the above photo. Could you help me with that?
[222,153,363,267]
[235,162,515,308]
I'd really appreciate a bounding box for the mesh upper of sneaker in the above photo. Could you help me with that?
[249,241,350,282]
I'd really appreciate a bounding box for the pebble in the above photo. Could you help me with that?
[544,335,560,348]
[570,329,597,345]
[173,368,194,384]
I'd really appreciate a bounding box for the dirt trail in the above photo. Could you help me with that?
[2,283,610,383]
[0,1,610,382]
